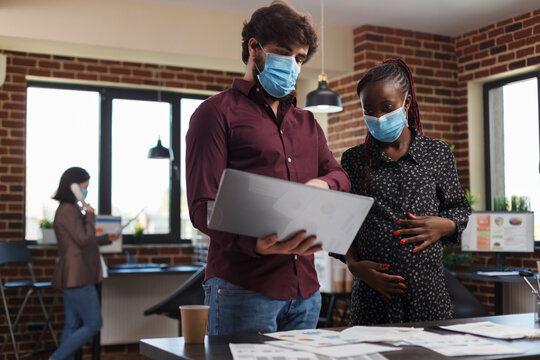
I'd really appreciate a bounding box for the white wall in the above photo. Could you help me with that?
[0,0,353,81]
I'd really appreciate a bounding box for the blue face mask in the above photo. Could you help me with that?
[363,95,408,142]
[256,43,300,98]
[81,188,88,199]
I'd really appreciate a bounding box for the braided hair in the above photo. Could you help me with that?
[355,58,423,194]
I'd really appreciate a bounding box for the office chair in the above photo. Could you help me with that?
[0,241,59,359]
[144,266,205,336]
[444,267,489,318]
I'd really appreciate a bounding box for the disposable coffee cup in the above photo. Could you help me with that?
[333,266,346,293]
[179,305,209,343]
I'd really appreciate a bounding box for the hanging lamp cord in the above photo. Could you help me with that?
[321,0,325,75]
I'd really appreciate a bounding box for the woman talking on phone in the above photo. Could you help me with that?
[49,167,120,360]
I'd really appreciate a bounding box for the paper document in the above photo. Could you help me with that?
[266,340,400,358]
[340,326,424,343]
[229,343,317,360]
[439,321,540,339]
[95,215,122,253]
[406,333,524,356]
[208,169,374,254]
[264,329,358,347]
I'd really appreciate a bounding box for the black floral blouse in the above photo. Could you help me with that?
[341,128,471,325]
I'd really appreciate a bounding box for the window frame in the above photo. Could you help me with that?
[482,71,540,246]
[25,81,207,245]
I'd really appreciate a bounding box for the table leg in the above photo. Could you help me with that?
[494,282,503,315]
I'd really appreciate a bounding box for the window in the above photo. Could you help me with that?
[25,82,206,244]
[483,72,540,243]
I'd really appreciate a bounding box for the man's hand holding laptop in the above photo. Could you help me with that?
[254,177,328,256]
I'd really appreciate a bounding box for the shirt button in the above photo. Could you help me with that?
[256,88,260,92]
[265,104,269,107]
[287,157,292,163]
[294,255,298,260]
[280,130,283,135]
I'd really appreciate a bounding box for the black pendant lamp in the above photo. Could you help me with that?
[304,0,343,114]
[148,137,173,159]
[147,65,174,160]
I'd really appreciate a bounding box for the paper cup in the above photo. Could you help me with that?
[345,269,353,293]
[333,266,346,293]
[179,305,209,343]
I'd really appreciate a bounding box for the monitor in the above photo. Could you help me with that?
[461,211,534,269]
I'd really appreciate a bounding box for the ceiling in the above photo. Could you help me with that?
[136,0,538,37]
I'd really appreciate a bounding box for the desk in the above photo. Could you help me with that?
[450,268,540,315]
[140,313,540,360]
[89,265,202,360]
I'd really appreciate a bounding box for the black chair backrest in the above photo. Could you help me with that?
[444,267,489,318]
[0,241,32,265]
[144,266,205,320]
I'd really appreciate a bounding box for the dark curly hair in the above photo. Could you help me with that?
[241,0,318,64]
[356,58,423,194]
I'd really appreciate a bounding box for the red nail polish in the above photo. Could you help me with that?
[396,220,402,225]
[401,284,408,289]
[399,290,405,294]
[412,249,417,253]
[399,240,406,244]
[407,212,413,217]
[398,277,405,281]
[393,231,400,236]
[383,263,390,268]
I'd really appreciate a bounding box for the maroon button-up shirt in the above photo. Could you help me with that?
[186,79,350,300]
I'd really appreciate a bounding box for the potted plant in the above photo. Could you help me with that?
[132,221,145,244]
[39,219,56,244]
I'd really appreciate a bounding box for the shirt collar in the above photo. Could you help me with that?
[371,127,423,164]
[232,79,297,107]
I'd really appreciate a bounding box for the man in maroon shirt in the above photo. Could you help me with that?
[186,0,350,335]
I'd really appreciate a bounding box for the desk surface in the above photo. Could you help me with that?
[140,313,540,360]
[451,268,539,284]
[107,264,201,276]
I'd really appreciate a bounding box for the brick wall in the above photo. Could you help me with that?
[326,9,540,316]
[0,51,240,359]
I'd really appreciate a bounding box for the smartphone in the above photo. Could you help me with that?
[70,183,85,202]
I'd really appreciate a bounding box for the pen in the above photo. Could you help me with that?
[522,276,540,300]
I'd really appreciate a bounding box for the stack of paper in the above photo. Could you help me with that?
[252,323,530,359]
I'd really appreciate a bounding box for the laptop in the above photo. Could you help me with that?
[207,169,374,255]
